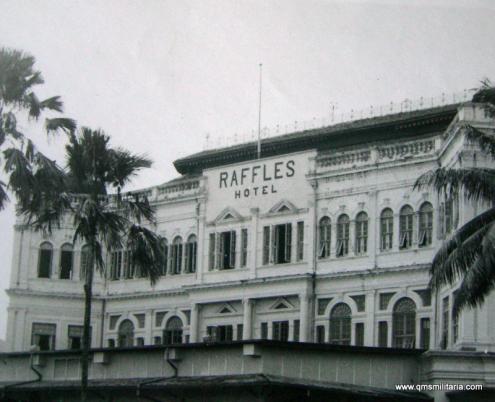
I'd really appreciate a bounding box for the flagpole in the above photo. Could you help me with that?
[257,63,263,159]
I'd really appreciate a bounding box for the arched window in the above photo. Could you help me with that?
[392,298,416,348]
[318,217,331,259]
[336,215,350,257]
[118,319,135,347]
[80,245,90,281]
[380,208,394,250]
[38,242,53,278]
[329,303,351,345]
[418,202,433,247]
[185,234,197,273]
[355,212,368,254]
[399,205,414,249]
[59,243,73,280]
[170,237,183,275]
[163,316,183,345]
[160,238,168,276]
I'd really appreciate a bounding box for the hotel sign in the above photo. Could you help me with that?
[218,160,295,199]
[205,151,315,220]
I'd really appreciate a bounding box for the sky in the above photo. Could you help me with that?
[0,0,494,339]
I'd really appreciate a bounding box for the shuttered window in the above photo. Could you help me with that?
[318,217,331,258]
[38,242,53,278]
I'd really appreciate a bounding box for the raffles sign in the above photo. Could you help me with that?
[218,160,295,199]
[205,151,314,218]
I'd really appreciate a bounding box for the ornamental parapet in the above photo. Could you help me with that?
[316,138,437,173]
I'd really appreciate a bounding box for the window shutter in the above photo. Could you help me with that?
[318,242,326,259]
[285,223,292,263]
[191,242,197,272]
[229,231,236,268]
[178,244,183,273]
[216,233,222,269]
[209,233,215,270]
[297,221,304,261]
[271,226,277,264]
[184,243,189,273]
[262,226,270,265]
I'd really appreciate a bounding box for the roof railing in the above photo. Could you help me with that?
[202,89,476,151]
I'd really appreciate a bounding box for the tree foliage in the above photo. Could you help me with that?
[415,80,495,313]
[16,128,164,402]
[2,48,164,402]
[0,47,76,210]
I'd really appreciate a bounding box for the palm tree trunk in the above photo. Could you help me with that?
[81,239,95,402]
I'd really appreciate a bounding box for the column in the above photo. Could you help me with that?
[299,294,309,342]
[145,309,153,345]
[243,299,253,340]
[249,208,259,279]
[190,303,199,343]
[365,290,376,346]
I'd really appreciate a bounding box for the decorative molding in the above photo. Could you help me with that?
[317,149,371,168]
[377,139,435,161]
[269,297,294,311]
[217,302,237,314]
[317,298,332,315]
[268,199,298,215]
[213,207,244,224]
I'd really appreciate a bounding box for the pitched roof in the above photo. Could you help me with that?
[173,104,459,175]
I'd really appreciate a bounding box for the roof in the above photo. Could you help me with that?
[173,104,460,175]
[0,339,425,358]
[0,374,432,401]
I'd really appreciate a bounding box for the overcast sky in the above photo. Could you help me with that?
[0,0,494,339]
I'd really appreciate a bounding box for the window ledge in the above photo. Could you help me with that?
[206,268,250,274]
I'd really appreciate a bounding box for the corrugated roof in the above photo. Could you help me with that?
[0,374,432,400]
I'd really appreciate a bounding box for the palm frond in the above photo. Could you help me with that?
[25,92,42,119]
[92,241,105,273]
[119,194,155,224]
[71,197,125,250]
[414,167,495,204]
[24,139,35,163]
[126,224,164,285]
[45,117,76,135]
[108,149,152,189]
[453,224,495,313]
[0,180,8,210]
[430,207,495,290]
[463,124,495,159]
[39,96,63,113]
[430,224,489,290]
[453,259,492,312]
[22,192,73,233]
[472,82,495,104]
[2,111,24,140]
[0,48,43,105]
[96,210,127,251]
[3,147,34,197]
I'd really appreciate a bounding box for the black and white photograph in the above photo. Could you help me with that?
[1,0,495,401]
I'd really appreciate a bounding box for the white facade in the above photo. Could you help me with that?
[5,102,495,357]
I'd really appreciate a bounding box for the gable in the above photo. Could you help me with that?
[213,207,243,223]
[269,297,294,311]
[217,302,237,314]
[268,199,298,215]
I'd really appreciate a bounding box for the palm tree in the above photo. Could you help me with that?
[414,81,495,313]
[0,47,76,210]
[9,127,164,402]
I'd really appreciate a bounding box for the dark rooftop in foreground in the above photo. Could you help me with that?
[173,103,460,175]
